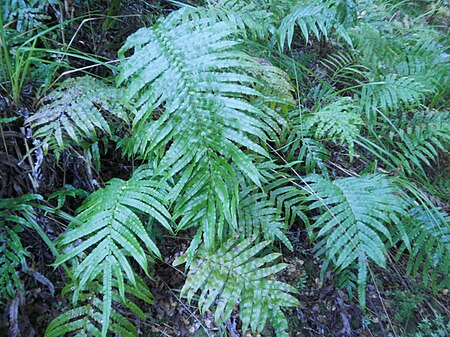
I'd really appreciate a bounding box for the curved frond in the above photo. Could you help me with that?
[180,237,299,336]
[117,9,286,250]
[45,276,153,337]
[360,74,427,120]
[306,174,407,308]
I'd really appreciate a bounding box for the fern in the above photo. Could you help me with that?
[278,0,353,49]
[29,76,129,155]
[395,206,450,290]
[46,276,153,337]
[384,111,450,173]
[305,174,407,308]
[360,74,427,120]
[117,9,277,251]
[0,227,30,303]
[2,0,57,33]
[304,98,363,158]
[238,181,292,250]
[53,166,170,336]
[180,237,299,337]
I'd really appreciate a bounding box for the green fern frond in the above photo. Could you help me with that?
[180,237,299,336]
[198,0,274,40]
[278,0,353,49]
[54,165,170,336]
[360,74,427,120]
[46,276,153,337]
[280,109,330,176]
[395,206,450,290]
[2,0,57,32]
[0,227,30,303]
[319,51,368,92]
[117,9,284,251]
[238,183,292,250]
[384,111,450,172]
[29,76,129,155]
[306,174,407,308]
[305,98,363,158]
[117,9,270,182]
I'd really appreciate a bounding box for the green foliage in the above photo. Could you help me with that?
[46,277,153,337]
[305,174,407,308]
[278,0,354,48]
[13,0,450,335]
[53,166,170,336]
[395,206,450,290]
[304,98,363,157]
[28,76,129,155]
[1,0,58,33]
[180,237,299,337]
[0,226,30,303]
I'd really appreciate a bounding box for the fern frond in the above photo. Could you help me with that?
[305,98,363,158]
[118,9,269,182]
[278,0,353,49]
[395,206,450,290]
[360,74,427,120]
[385,111,450,172]
[193,0,274,40]
[45,275,152,337]
[280,109,330,176]
[29,76,129,155]
[238,182,292,250]
[0,227,30,303]
[306,174,407,308]
[2,0,57,32]
[117,9,284,250]
[54,165,170,336]
[180,237,299,336]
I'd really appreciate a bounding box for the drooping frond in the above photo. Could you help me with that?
[278,0,353,49]
[304,98,363,158]
[180,237,299,337]
[190,0,274,40]
[279,108,330,176]
[306,174,407,308]
[395,206,450,290]
[45,276,153,337]
[319,51,368,92]
[2,0,57,32]
[0,194,43,302]
[28,76,129,155]
[117,9,270,181]
[54,165,171,336]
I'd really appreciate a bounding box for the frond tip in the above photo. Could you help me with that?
[180,237,299,337]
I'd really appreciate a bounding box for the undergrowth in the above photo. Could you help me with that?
[1,0,449,336]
